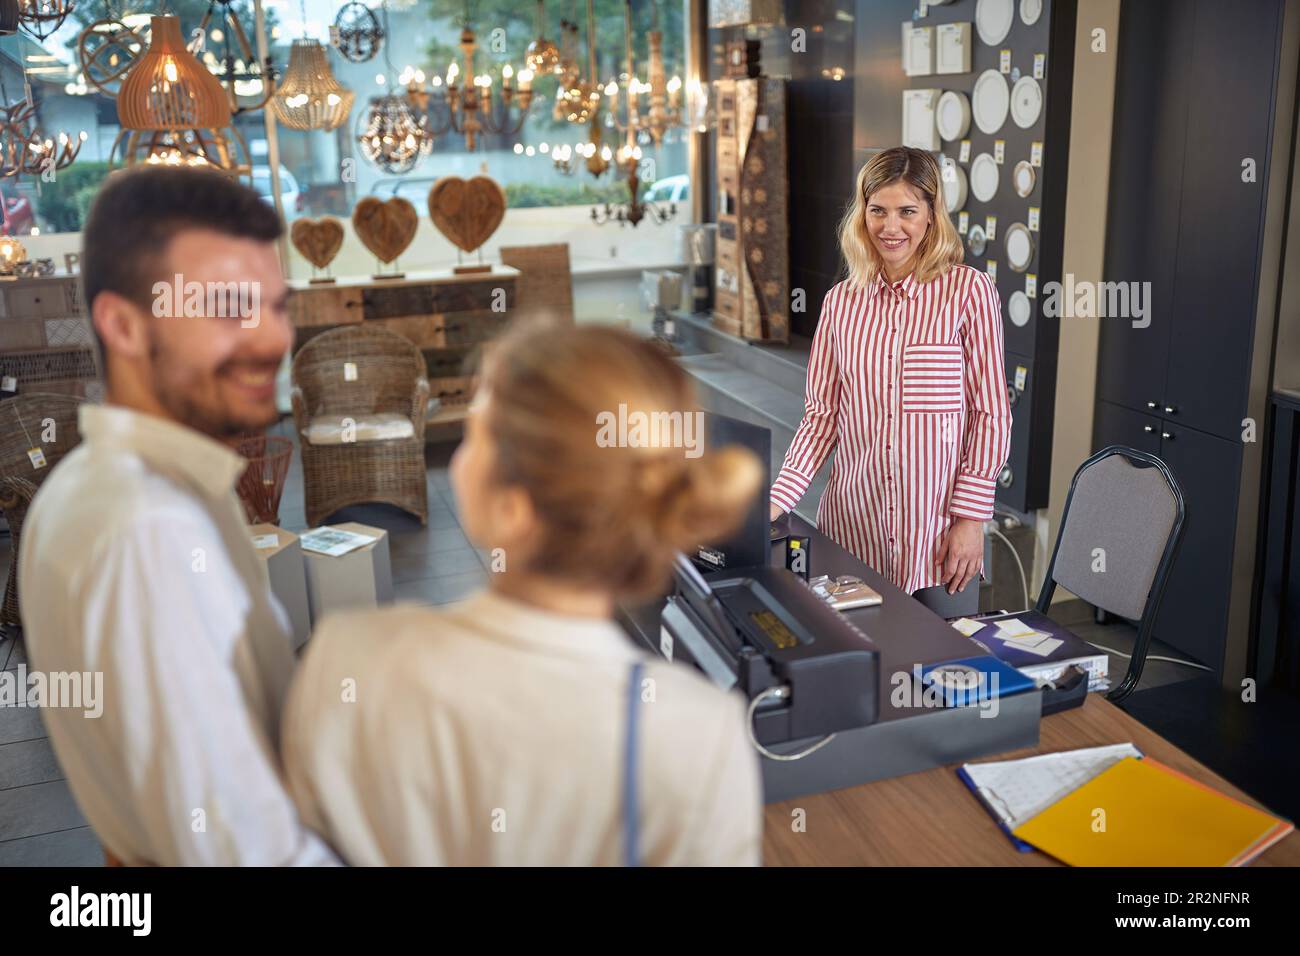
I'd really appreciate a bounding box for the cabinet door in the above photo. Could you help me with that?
[1092,399,1162,455]
[1164,0,1281,439]
[1096,0,1191,415]
[1152,423,1242,671]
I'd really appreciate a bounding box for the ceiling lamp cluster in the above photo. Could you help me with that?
[358,1,432,172]
[554,0,600,124]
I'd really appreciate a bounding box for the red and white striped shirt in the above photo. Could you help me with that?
[771,265,1012,594]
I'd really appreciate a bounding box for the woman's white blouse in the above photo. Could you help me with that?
[282,589,763,866]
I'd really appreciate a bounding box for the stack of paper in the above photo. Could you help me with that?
[950,613,1110,691]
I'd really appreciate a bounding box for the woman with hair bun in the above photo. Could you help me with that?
[283,324,765,866]
[770,146,1012,616]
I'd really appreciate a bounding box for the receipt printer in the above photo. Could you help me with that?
[662,558,880,745]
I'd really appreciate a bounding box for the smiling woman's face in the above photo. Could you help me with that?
[865,180,932,278]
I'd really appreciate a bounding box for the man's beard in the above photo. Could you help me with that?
[149,337,278,440]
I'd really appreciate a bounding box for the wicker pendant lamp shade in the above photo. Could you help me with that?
[117,16,231,131]
[271,39,355,131]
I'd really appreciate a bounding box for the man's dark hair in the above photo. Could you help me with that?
[82,167,283,362]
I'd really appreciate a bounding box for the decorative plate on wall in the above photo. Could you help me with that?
[1011,75,1043,128]
[1020,0,1044,27]
[936,90,971,141]
[975,0,1015,46]
[970,152,1000,203]
[1005,222,1035,272]
[1012,159,1037,197]
[942,159,968,213]
[972,69,1009,134]
[967,223,988,257]
[1008,289,1032,326]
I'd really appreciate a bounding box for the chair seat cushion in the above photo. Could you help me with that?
[303,412,415,446]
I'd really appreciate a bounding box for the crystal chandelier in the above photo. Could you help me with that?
[358,93,431,173]
[441,16,533,151]
[358,2,433,172]
[272,39,355,131]
[605,0,681,146]
[554,0,600,124]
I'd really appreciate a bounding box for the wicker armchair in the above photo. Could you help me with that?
[291,325,429,527]
[1,393,86,630]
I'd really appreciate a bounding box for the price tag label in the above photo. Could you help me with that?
[1015,365,1028,391]
[959,140,971,163]
[1030,141,1044,166]
[1,375,15,392]
[1033,53,1046,79]
[28,447,46,469]
[918,1,929,17]
[757,114,769,132]
[1000,49,1012,73]
[253,534,280,549]
[994,140,1005,164]
[1028,206,1041,231]
[987,260,998,281]
[1026,274,1038,298]
[958,211,969,234]
[985,215,997,240]
[344,362,358,382]
[659,626,674,661]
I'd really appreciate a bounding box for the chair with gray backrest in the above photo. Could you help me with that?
[1035,446,1186,702]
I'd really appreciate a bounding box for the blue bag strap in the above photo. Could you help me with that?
[623,660,644,867]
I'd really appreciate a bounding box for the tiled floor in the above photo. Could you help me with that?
[0,418,1288,863]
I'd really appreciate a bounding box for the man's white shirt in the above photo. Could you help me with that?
[19,404,336,865]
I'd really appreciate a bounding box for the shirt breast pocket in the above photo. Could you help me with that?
[901,343,963,414]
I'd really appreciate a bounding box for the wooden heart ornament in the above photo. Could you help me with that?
[290,217,344,270]
[351,197,419,264]
[427,176,506,254]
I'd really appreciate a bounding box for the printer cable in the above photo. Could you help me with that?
[746,686,838,761]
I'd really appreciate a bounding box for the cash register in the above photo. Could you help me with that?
[657,413,880,747]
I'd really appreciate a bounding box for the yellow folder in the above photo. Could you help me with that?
[1012,756,1293,867]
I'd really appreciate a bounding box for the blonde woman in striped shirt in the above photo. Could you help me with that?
[770,146,1012,617]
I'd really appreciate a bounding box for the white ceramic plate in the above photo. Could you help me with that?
[1010,75,1043,128]
[967,224,988,257]
[970,152,1000,203]
[936,90,971,141]
[1005,222,1034,272]
[941,159,967,213]
[976,0,1015,46]
[1020,0,1043,27]
[1008,290,1032,326]
[1013,160,1036,197]
[972,69,1010,134]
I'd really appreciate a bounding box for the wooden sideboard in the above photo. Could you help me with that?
[0,274,102,402]
[287,267,520,428]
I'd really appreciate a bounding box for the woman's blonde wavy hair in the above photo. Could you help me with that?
[839,146,964,289]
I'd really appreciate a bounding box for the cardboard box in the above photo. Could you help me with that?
[248,524,311,651]
[300,521,394,624]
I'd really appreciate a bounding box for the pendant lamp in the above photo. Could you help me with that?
[271,39,355,131]
[117,15,231,132]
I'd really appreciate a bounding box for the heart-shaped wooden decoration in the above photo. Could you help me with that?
[427,176,506,254]
[290,217,345,270]
[351,197,419,264]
